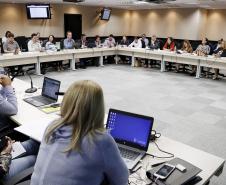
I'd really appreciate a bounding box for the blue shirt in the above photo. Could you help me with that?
[0,85,18,130]
[31,125,129,185]
[0,86,17,116]
[63,39,75,49]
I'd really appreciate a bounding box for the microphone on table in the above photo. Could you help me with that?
[55,92,65,96]
[8,66,37,93]
[24,68,37,93]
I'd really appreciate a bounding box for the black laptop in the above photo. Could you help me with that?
[23,77,61,107]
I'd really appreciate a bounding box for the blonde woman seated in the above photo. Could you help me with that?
[176,40,193,72]
[31,80,129,185]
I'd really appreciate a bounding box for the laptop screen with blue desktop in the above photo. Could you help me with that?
[106,109,154,151]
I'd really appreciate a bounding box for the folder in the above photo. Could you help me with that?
[146,158,202,185]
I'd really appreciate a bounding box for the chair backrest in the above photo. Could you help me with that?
[60,39,64,49]
[15,36,28,52]
[41,39,48,48]
[0,38,4,53]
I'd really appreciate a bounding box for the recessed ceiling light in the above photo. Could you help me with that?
[134,1,149,4]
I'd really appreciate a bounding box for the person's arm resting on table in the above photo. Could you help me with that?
[0,76,18,115]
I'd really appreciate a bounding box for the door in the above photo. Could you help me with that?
[64,14,82,40]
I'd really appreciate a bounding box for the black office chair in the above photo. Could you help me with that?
[15,36,28,52]
[0,38,4,54]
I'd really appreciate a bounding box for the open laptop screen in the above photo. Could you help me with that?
[42,77,61,100]
[106,109,154,151]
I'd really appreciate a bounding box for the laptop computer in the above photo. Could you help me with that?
[106,108,154,170]
[23,77,61,107]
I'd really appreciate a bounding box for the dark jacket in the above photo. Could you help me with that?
[119,40,129,46]
[149,40,160,50]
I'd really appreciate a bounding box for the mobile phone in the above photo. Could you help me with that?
[154,163,175,179]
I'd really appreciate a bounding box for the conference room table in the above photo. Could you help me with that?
[1,47,226,79]
[117,46,226,79]
[11,79,225,185]
[0,48,117,75]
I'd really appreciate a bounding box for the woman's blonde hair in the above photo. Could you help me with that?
[45,80,105,151]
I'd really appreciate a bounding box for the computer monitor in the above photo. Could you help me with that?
[26,4,51,19]
[41,77,61,101]
[106,109,154,151]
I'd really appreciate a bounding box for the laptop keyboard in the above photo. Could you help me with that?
[32,96,55,104]
[119,147,140,160]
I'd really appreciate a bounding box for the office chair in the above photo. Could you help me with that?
[0,38,4,54]
[15,36,28,52]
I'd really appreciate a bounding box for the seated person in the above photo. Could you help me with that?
[194,37,210,56]
[63,31,76,49]
[213,39,224,55]
[104,34,116,48]
[163,37,175,51]
[45,35,62,72]
[181,40,193,53]
[149,35,160,50]
[129,37,142,48]
[119,36,130,64]
[94,35,102,48]
[119,35,129,46]
[129,37,142,66]
[0,75,39,181]
[212,40,225,80]
[31,80,129,185]
[176,40,193,72]
[77,34,88,49]
[76,34,89,69]
[3,33,20,54]
[212,38,223,52]
[146,35,160,68]
[139,34,149,48]
[28,33,42,52]
[45,35,57,52]
[36,32,43,45]
[1,137,39,181]
[63,31,76,68]
[2,31,11,44]
[163,37,175,70]
[0,75,17,132]
[92,36,102,67]
[104,34,116,64]
[193,37,211,76]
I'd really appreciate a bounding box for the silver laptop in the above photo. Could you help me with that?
[106,108,154,170]
[23,77,61,107]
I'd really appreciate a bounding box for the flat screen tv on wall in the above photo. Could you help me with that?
[26,4,51,19]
